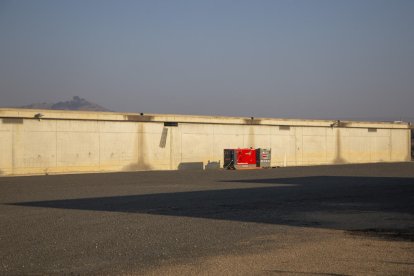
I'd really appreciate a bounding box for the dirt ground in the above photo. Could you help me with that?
[0,162,413,275]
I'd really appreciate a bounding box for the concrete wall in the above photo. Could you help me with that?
[0,109,411,176]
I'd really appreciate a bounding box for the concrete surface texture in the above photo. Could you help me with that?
[0,162,413,275]
[0,108,411,176]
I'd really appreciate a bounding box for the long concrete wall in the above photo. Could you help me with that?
[0,109,411,176]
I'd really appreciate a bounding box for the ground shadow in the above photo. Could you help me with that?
[10,176,414,240]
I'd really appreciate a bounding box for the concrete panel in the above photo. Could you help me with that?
[181,123,213,134]
[242,126,269,149]
[57,132,99,167]
[340,136,370,163]
[295,127,303,165]
[302,135,327,163]
[391,129,410,161]
[169,126,182,170]
[271,134,296,166]
[99,132,138,167]
[302,127,326,136]
[326,128,336,137]
[246,125,271,135]
[374,128,391,137]
[181,133,213,164]
[99,121,138,133]
[0,119,14,131]
[271,125,294,136]
[370,136,391,162]
[19,119,56,132]
[0,131,12,174]
[340,128,365,137]
[140,132,171,168]
[214,124,248,135]
[140,122,165,134]
[177,124,212,169]
[57,120,98,132]
[326,134,336,163]
[13,131,57,169]
[243,134,271,149]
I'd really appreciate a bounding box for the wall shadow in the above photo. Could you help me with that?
[159,127,168,148]
[178,162,204,170]
[9,176,414,240]
[334,128,346,164]
[205,160,221,170]
[123,123,152,171]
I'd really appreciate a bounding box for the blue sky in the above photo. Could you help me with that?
[0,0,413,120]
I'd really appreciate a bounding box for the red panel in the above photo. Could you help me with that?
[236,149,256,165]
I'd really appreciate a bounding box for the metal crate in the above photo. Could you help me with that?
[256,148,271,168]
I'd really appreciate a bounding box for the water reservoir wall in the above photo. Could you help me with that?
[0,108,411,176]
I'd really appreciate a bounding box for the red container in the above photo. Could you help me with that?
[236,148,256,167]
[224,148,257,169]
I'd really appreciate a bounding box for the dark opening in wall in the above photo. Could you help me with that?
[368,128,377,132]
[279,126,290,131]
[164,122,178,127]
[2,118,23,124]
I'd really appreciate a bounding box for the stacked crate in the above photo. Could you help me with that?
[224,148,271,169]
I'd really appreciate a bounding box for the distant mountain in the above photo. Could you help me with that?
[20,96,111,112]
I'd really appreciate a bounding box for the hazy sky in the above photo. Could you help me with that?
[1,0,413,120]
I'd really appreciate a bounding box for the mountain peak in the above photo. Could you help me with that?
[21,97,111,112]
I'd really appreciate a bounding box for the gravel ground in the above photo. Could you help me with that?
[0,162,413,275]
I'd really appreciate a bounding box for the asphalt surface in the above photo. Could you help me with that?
[1,162,414,275]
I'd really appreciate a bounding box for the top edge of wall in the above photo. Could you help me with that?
[0,108,410,129]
